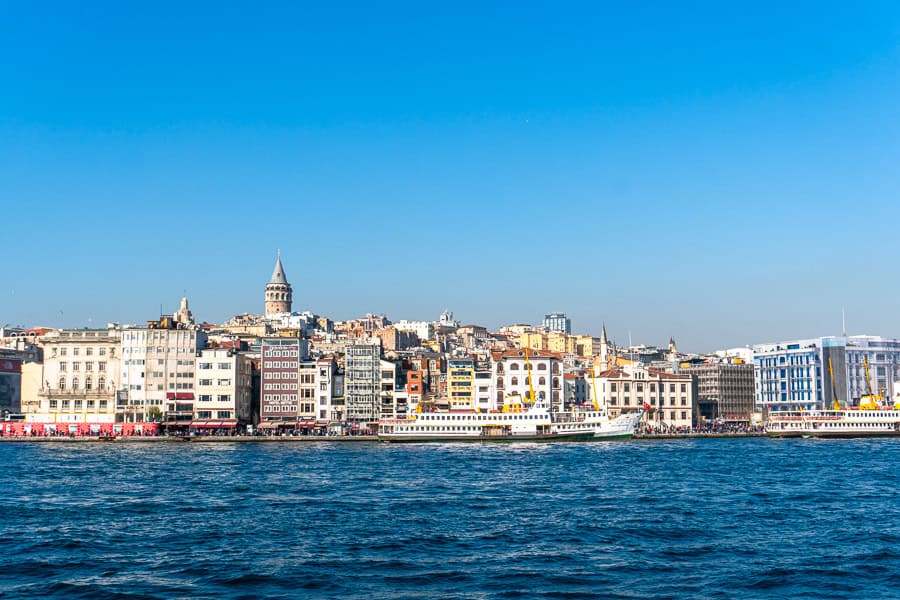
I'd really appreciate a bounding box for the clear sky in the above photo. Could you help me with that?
[3,1,900,352]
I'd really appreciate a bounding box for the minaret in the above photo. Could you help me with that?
[598,322,610,372]
[265,250,293,316]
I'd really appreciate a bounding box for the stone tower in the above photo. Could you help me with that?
[265,251,292,316]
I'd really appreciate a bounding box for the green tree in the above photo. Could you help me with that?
[146,406,163,422]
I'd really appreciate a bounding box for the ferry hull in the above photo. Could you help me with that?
[769,431,900,439]
[378,432,633,443]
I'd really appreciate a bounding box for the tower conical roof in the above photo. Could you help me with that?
[269,251,288,285]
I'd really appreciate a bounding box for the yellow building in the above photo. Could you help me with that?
[447,358,476,410]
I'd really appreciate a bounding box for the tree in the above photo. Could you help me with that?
[146,406,163,422]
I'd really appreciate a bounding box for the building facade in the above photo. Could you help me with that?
[447,358,475,410]
[32,327,122,425]
[193,348,253,430]
[119,318,207,423]
[752,335,900,411]
[680,362,755,422]
[492,349,563,411]
[543,312,571,334]
[590,364,694,430]
[259,337,308,429]
[344,343,381,423]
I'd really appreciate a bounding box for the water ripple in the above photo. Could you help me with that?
[1,439,899,598]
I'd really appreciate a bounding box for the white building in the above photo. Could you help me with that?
[491,349,563,411]
[394,320,435,341]
[193,348,252,430]
[120,318,207,423]
[753,335,900,410]
[588,363,694,430]
[31,326,122,424]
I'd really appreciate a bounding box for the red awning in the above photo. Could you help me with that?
[175,393,195,400]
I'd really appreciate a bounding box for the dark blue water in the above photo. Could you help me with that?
[1,439,899,599]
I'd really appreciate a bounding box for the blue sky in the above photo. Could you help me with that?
[2,1,900,351]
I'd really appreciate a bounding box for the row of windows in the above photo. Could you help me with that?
[58,362,107,372]
[609,396,687,407]
[57,376,108,391]
[55,347,110,357]
[198,394,233,402]
[263,361,299,369]
[48,399,110,410]
[610,382,687,393]
[196,410,233,419]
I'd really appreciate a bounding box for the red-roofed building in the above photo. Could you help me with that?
[491,348,563,411]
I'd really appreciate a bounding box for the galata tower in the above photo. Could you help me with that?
[264,250,292,316]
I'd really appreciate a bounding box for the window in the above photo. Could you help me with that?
[85,361,93,371]
[60,348,67,357]
[611,383,617,392]
[680,384,686,393]
[85,377,93,391]
[98,362,106,372]
[72,377,79,390]
[98,376,105,390]
[511,377,519,386]
[217,395,231,403]
[199,379,212,386]
[59,362,67,372]
[217,411,231,419]
[86,348,93,356]
[58,377,66,390]
[72,362,80,372]
[197,411,212,419]
[99,348,106,356]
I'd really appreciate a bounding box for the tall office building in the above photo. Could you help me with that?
[542,312,571,334]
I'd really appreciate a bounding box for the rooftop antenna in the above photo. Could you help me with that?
[842,306,846,338]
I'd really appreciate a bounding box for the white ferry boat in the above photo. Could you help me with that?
[767,408,900,438]
[378,397,643,442]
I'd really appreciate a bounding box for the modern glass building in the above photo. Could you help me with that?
[752,335,900,411]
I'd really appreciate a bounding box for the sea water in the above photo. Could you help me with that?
[1,438,898,598]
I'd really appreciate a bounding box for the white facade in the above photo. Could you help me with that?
[589,363,694,430]
[753,335,900,410]
[194,348,252,424]
[120,325,207,422]
[492,350,563,411]
[394,320,435,341]
[32,327,122,423]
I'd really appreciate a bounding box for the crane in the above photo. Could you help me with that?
[523,347,538,407]
[859,355,882,410]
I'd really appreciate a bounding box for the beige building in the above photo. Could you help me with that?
[30,327,122,424]
[193,348,253,428]
[588,363,694,430]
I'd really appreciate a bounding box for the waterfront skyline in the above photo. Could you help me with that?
[4,2,900,351]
